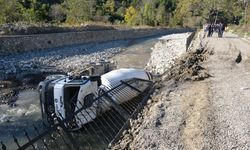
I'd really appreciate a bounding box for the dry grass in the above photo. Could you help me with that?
[229,24,250,36]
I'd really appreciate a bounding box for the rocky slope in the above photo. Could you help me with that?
[146,33,191,74]
[112,31,213,149]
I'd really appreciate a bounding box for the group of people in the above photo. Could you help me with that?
[205,23,225,38]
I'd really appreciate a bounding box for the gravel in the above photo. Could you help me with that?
[203,32,250,149]
[0,40,129,80]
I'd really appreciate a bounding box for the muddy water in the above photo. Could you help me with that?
[114,37,158,69]
[0,90,42,148]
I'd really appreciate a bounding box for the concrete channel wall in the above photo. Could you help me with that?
[0,28,194,56]
[186,30,197,50]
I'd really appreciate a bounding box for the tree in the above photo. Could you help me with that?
[117,6,126,17]
[172,0,198,26]
[0,0,247,27]
[19,0,50,22]
[64,0,96,24]
[0,0,23,24]
[156,3,167,25]
[172,0,244,27]
[49,4,66,23]
[105,0,115,14]
[124,6,139,25]
[240,0,249,23]
[143,2,156,26]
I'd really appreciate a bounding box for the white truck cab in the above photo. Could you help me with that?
[38,68,153,128]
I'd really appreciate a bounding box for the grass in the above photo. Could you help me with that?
[228,24,250,37]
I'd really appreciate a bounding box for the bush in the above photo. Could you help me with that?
[49,4,66,23]
[64,0,96,24]
[0,0,23,24]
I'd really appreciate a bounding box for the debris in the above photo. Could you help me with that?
[235,51,242,63]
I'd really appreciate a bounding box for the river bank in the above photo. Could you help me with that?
[0,32,193,148]
[112,31,212,149]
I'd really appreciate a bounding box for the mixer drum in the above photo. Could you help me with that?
[75,68,153,126]
[99,68,153,112]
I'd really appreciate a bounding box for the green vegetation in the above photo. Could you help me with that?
[0,0,249,28]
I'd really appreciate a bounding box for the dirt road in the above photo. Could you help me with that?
[113,32,250,150]
[176,32,250,149]
[203,33,250,149]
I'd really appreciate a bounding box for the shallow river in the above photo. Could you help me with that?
[0,90,42,148]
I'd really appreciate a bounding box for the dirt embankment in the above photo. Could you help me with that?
[114,30,250,149]
[112,31,214,149]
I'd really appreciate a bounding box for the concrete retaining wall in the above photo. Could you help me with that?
[186,30,196,50]
[0,28,194,56]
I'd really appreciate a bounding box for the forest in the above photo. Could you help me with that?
[0,0,249,27]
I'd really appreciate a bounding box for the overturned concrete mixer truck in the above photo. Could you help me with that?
[38,64,153,129]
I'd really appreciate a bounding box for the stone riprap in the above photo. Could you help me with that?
[146,33,191,74]
[0,28,194,56]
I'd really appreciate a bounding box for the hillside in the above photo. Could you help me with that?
[0,0,249,28]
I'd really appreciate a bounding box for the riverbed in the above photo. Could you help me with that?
[0,32,191,148]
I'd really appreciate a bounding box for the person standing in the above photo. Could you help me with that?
[218,23,225,38]
[207,23,212,37]
[210,23,214,36]
[221,23,225,37]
